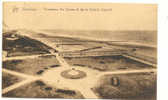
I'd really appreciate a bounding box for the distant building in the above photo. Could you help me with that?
[6,34,19,41]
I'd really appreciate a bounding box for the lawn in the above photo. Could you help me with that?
[3,80,84,98]
[2,72,23,89]
[93,72,156,99]
[64,55,153,71]
[3,55,60,75]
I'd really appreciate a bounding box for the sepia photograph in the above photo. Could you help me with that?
[2,2,157,99]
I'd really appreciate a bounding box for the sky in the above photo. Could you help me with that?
[3,2,157,30]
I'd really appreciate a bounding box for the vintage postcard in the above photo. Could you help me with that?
[2,2,157,99]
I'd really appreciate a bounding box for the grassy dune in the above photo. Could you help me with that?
[3,32,52,57]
